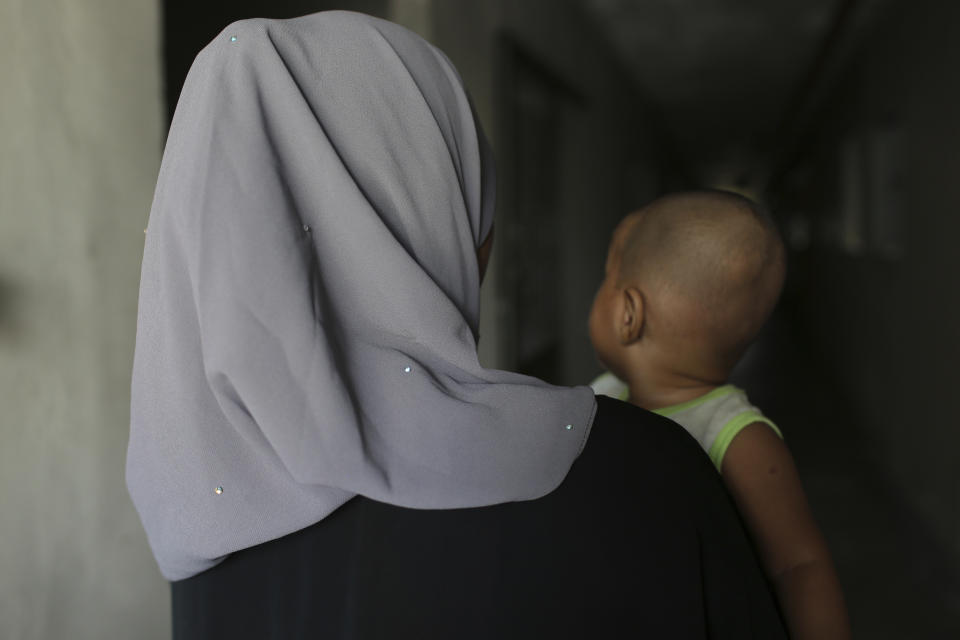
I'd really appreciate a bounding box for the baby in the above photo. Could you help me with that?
[589,191,850,640]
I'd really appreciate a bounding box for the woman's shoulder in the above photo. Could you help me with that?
[173,392,786,639]
[584,394,721,484]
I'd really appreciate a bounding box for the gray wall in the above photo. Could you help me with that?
[768,0,960,565]
[0,0,168,638]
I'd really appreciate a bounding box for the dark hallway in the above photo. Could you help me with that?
[587,1,960,634]
[593,0,960,634]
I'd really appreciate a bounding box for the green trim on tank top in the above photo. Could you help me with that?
[707,412,782,473]
[650,385,738,417]
[648,385,783,473]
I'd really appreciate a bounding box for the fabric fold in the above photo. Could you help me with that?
[127,11,596,581]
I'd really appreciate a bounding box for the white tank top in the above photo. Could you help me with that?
[590,373,781,472]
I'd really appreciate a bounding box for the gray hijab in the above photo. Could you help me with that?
[127,11,596,581]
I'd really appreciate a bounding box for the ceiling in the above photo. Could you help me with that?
[582,0,842,181]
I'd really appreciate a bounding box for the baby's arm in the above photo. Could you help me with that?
[721,423,851,640]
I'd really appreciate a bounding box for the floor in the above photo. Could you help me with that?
[730,308,960,639]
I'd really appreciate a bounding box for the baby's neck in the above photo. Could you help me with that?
[625,367,726,412]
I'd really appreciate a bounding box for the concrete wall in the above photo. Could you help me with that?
[768,0,960,566]
[0,0,167,638]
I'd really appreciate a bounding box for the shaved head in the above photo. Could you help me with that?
[614,190,786,372]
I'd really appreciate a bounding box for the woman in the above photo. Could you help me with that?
[128,11,786,638]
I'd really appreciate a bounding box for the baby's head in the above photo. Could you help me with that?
[589,190,786,386]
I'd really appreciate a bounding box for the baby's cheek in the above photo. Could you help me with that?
[587,300,601,348]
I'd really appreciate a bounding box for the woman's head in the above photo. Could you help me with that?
[130,12,593,581]
[167,11,495,337]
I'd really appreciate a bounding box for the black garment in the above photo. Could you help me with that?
[172,396,787,638]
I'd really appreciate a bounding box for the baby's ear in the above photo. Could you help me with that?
[619,287,645,345]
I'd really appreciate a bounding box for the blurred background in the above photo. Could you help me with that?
[1,0,958,637]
